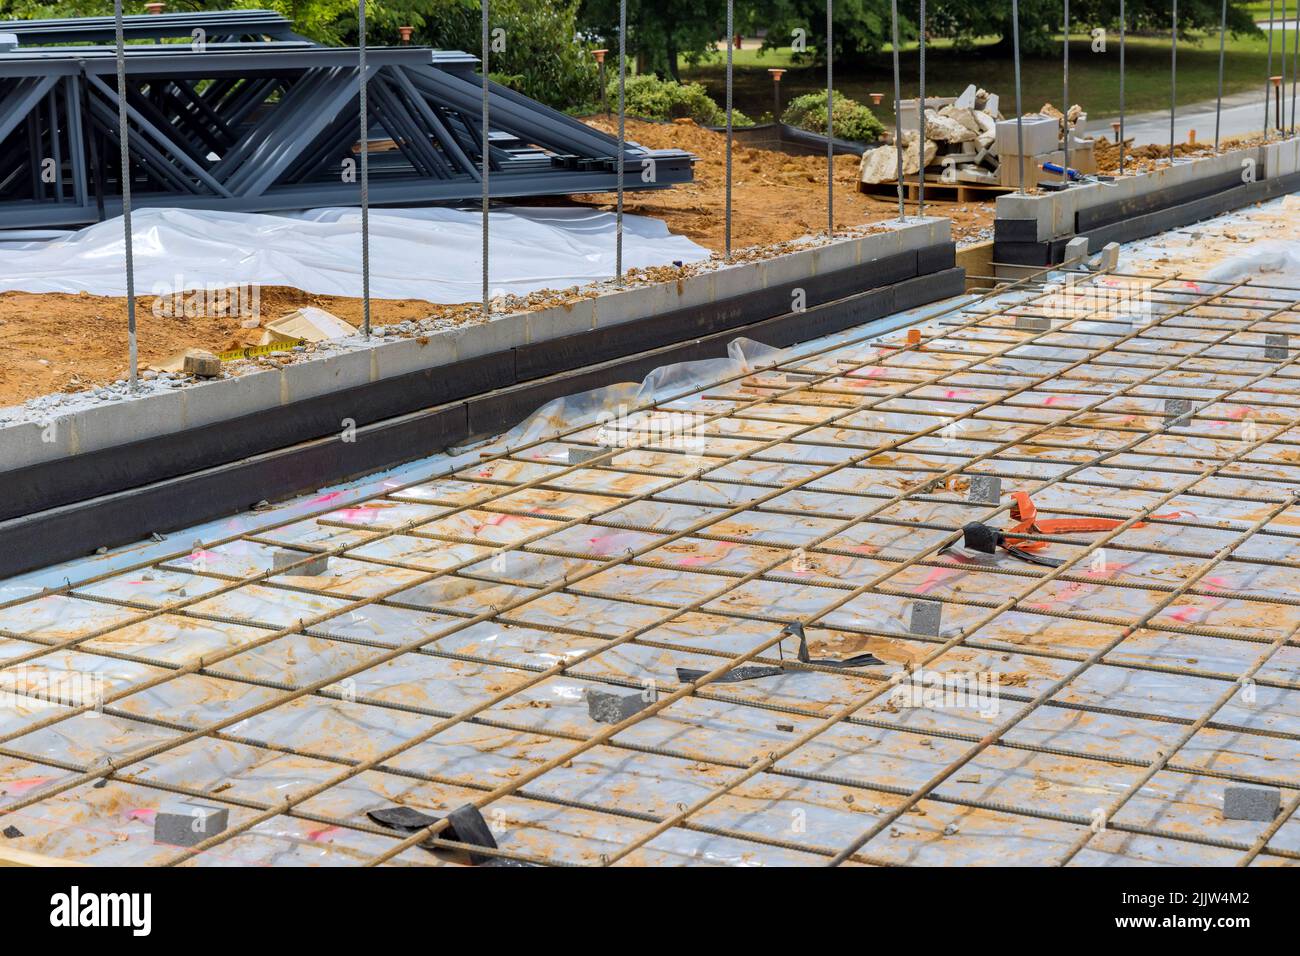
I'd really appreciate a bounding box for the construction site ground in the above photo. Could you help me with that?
[0,118,994,410]
[2,196,1299,866]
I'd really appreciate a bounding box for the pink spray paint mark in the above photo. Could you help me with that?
[307,825,341,842]
[1083,561,1130,580]
[1167,605,1202,623]
[334,506,383,522]
[913,566,958,595]
[1043,395,1065,406]
[127,808,157,822]
[587,534,620,555]
[311,492,345,506]
[1202,577,1232,592]
[4,776,53,796]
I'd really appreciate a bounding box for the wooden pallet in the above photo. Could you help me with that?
[858,176,1012,204]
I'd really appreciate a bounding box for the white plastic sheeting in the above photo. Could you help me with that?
[1202,238,1300,286]
[0,205,710,301]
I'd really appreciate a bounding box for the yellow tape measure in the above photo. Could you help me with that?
[217,339,306,363]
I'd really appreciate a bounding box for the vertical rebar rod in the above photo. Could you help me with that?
[1169,0,1177,164]
[1013,0,1026,194]
[917,0,925,218]
[359,1,371,338]
[113,0,137,389]
[481,0,490,317]
[1119,0,1126,174]
[826,0,834,238]
[1266,0,1276,141]
[725,0,733,260]
[1289,3,1300,135]
[1215,0,1226,150]
[890,0,905,217]
[1282,1,1289,136]
[616,0,626,284]
[1063,0,1070,183]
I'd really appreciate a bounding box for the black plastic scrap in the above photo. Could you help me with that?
[676,665,784,684]
[960,521,1064,567]
[782,622,884,667]
[2,825,22,839]
[366,804,531,866]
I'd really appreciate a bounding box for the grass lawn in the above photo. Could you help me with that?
[682,30,1300,124]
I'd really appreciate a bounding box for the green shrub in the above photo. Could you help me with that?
[608,74,752,127]
[782,91,884,143]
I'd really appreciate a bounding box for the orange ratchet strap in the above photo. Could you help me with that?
[1004,491,1178,551]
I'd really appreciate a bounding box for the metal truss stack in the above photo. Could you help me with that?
[0,9,693,229]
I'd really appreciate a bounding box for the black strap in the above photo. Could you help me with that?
[782,621,884,668]
[676,665,784,684]
[367,803,517,865]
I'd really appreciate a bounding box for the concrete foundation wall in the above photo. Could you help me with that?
[0,218,950,477]
[994,139,1299,244]
[990,138,1300,278]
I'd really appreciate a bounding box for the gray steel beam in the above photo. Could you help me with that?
[1,10,295,45]
[86,73,232,197]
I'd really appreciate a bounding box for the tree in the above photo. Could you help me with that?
[578,0,728,81]
[922,0,1259,57]
[750,0,892,63]
[0,1,600,109]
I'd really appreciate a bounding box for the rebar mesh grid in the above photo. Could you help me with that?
[2,264,1300,867]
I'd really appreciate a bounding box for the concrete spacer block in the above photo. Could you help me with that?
[273,548,329,576]
[1222,786,1280,821]
[1265,333,1289,362]
[565,445,604,465]
[1063,236,1090,265]
[154,800,230,847]
[967,475,1002,505]
[1015,314,1051,331]
[1164,397,1194,426]
[910,600,943,636]
[587,687,654,724]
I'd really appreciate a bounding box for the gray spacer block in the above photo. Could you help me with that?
[1063,236,1090,265]
[1164,397,1194,426]
[154,801,230,847]
[1223,786,1280,821]
[1265,333,1289,362]
[1015,315,1051,331]
[1093,242,1120,273]
[587,688,654,724]
[566,446,605,465]
[910,600,943,637]
[273,548,329,576]
[967,475,1002,505]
